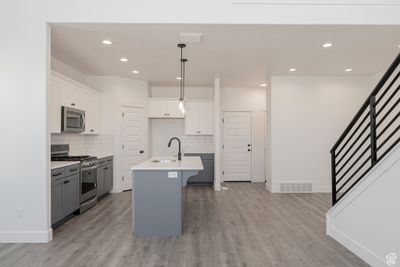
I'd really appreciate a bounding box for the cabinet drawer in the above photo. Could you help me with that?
[65,164,80,176]
[51,168,65,180]
[98,156,113,167]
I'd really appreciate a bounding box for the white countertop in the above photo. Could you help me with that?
[51,161,80,170]
[69,154,113,159]
[96,154,113,159]
[132,156,203,171]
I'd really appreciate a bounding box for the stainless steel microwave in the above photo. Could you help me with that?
[61,106,85,133]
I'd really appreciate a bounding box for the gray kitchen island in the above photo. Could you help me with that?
[132,156,203,236]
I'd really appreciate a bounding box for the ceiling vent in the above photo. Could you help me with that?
[179,33,203,44]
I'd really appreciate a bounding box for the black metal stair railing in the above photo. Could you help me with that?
[330,53,400,206]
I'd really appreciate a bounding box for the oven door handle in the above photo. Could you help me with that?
[80,113,86,129]
[82,165,98,171]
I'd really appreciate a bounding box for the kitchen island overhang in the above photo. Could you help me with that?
[132,156,203,236]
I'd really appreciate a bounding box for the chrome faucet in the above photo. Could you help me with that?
[168,137,182,160]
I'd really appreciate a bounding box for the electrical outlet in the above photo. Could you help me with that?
[16,207,24,219]
[168,171,178,178]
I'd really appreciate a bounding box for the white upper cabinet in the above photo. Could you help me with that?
[49,72,100,134]
[60,82,82,109]
[148,99,184,118]
[80,90,100,134]
[166,100,184,118]
[48,77,62,133]
[184,101,213,135]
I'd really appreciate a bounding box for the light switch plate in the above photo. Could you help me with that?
[168,171,178,178]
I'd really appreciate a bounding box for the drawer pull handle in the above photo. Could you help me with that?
[69,168,78,172]
[64,180,70,184]
[104,167,109,170]
[53,172,62,177]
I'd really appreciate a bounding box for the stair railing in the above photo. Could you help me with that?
[330,53,400,205]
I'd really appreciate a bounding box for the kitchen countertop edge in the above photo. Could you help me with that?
[132,156,203,171]
[51,161,80,170]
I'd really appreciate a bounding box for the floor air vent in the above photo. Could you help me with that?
[280,182,312,193]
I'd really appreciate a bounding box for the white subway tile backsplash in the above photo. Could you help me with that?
[86,134,114,156]
[51,134,87,155]
[51,134,114,156]
[181,135,214,153]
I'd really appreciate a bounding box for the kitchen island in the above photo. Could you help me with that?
[131,156,203,236]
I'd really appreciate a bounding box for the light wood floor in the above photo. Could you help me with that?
[0,183,368,267]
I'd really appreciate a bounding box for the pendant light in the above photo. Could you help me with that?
[178,43,187,114]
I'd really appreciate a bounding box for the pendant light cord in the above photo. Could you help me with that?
[178,43,187,101]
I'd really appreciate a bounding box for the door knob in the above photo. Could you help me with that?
[139,150,144,154]
[248,149,251,152]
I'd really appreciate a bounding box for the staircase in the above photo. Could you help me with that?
[330,53,400,205]
[327,53,400,266]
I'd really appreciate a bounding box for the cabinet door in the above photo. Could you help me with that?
[81,90,100,134]
[197,102,213,135]
[97,167,105,197]
[184,102,198,135]
[51,182,63,224]
[60,82,82,109]
[48,77,62,133]
[62,174,80,216]
[148,100,167,118]
[166,100,184,118]
[104,165,113,193]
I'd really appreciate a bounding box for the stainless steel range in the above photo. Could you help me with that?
[51,144,98,213]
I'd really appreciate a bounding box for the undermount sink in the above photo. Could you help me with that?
[152,159,177,163]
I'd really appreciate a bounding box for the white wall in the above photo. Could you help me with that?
[51,57,88,86]
[1,0,400,243]
[327,143,400,267]
[86,76,149,193]
[150,86,213,99]
[221,87,267,183]
[222,87,266,111]
[270,76,371,192]
[265,77,272,191]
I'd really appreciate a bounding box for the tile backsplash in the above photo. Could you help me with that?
[181,135,214,153]
[51,134,114,156]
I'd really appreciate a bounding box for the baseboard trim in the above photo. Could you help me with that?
[110,186,123,193]
[0,229,52,243]
[327,222,384,267]
[214,182,221,191]
[265,182,271,192]
[312,186,331,193]
[270,185,330,193]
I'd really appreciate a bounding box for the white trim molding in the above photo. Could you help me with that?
[0,229,52,243]
[326,143,400,267]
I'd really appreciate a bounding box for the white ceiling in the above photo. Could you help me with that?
[51,24,400,87]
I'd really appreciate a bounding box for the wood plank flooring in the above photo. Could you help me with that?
[0,183,368,267]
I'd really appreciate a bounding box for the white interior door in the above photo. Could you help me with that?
[223,112,252,181]
[121,106,146,191]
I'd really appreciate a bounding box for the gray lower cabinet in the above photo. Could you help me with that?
[184,153,214,185]
[51,164,80,225]
[97,156,113,197]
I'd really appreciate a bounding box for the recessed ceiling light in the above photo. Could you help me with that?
[120,58,128,62]
[132,70,139,74]
[322,43,333,48]
[176,77,182,80]
[289,68,297,72]
[102,40,112,45]
[260,83,267,87]
[345,68,353,72]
